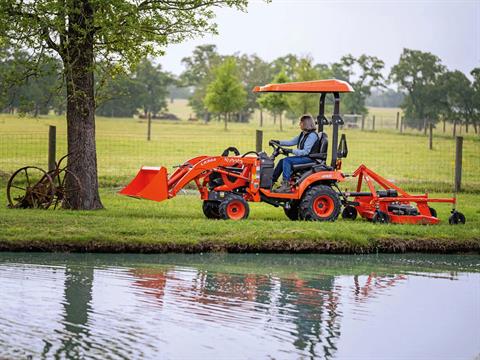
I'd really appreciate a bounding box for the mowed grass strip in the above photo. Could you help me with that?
[0,187,478,253]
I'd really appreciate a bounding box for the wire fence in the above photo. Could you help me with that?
[1,120,479,193]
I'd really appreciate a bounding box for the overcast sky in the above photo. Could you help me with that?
[158,0,479,79]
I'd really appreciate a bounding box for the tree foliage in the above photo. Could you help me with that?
[332,54,385,115]
[287,57,324,117]
[0,0,249,209]
[390,48,446,128]
[204,57,246,130]
[181,44,221,120]
[257,71,289,130]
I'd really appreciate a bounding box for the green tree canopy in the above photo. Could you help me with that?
[390,48,446,128]
[438,70,477,133]
[181,44,221,120]
[332,54,385,115]
[135,59,172,117]
[287,57,325,118]
[257,70,289,131]
[0,0,249,209]
[204,57,247,130]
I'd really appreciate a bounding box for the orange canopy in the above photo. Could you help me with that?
[253,79,354,93]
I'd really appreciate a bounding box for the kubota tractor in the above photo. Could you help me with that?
[120,79,465,225]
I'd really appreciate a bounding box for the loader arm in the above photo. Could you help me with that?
[120,155,258,202]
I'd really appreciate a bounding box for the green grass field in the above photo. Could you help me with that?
[0,188,478,253]
[0,100,479,253]
[1,100,479,192]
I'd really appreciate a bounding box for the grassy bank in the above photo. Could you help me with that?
[1,187,479,254]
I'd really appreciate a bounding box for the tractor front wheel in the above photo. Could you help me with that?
[202,201,221,219]
[299,185,341,221]
[219,195,249,220]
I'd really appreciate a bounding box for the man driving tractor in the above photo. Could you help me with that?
[270,114,322,193]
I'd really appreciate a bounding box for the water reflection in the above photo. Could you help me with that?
[0,253,478,359]
[56,265,94,359]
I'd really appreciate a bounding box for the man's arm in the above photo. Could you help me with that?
[279,135,299,147]
[292,133,317,156]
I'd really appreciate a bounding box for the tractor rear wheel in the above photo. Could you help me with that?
[299,185,341,221]
[284,201,300,221]
[219,194,249,220]
[202,201,221,219]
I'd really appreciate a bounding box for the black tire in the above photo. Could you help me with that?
[284,201,300,221]
[219,194,250,220]
[202,201,221,219]
[299,185,341,221]
[449,211,466,225]
[342,205,358,220]
[428,207,437,218]
[372,210,390,224]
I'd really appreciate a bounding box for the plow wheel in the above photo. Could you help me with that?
[284,201,300,221]
[342,205,358,220]
[52,169,82,209]
[449,211,466,225]
[299,185,341,221]
[202,201,221,219]
[219,194,249,220]
[372,210,390,224]
[7,166,55,209]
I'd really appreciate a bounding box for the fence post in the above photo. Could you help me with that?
[400,116,404,134]
[260,109,263,127]
[396,112,399,130]
[48,125,56,172]
[361,115,365,131]
[147,112,152,141]
[256,130,263,153]
[372,115,375,131]
[455,136,463,192]
[429,123,433,150]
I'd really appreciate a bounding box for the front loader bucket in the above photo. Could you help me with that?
[119,166,169,202]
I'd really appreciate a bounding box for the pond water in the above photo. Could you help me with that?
[0,253,478,359]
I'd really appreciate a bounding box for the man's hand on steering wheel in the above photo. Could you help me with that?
[282,148,293,155]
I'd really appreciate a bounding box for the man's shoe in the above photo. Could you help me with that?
[273,180,292,193]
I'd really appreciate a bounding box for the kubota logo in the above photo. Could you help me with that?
[199,158,216,166]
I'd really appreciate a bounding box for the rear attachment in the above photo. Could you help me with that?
[342,164,465,225]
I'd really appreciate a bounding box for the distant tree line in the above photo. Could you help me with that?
[0,48,173,119]
[1,45,479,133]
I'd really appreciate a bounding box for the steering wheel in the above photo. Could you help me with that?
[269,141,290,158]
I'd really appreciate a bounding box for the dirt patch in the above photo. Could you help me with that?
[0,238,478,254]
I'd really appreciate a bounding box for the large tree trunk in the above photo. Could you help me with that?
[63,0,103,210]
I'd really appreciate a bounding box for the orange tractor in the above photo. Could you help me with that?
[120,80,465,225]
